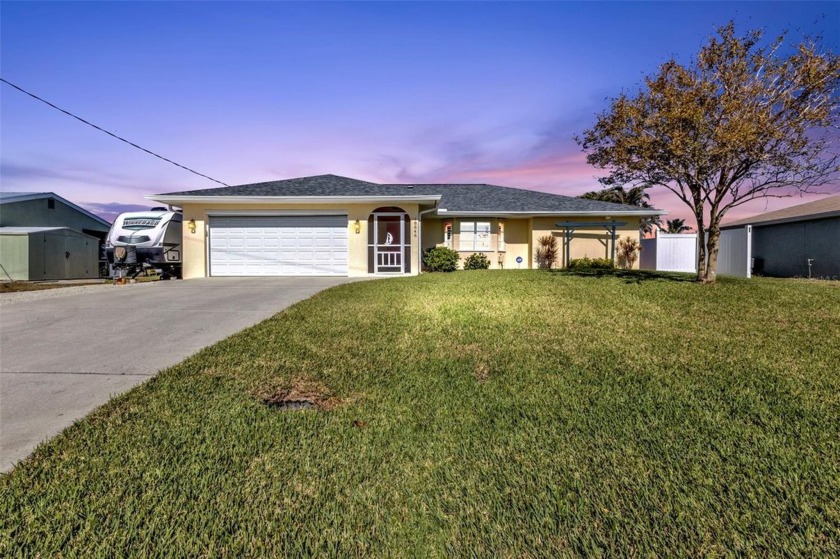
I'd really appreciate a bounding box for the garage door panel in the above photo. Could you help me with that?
[209,215,348,276]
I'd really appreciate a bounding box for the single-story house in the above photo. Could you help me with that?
[147,174,663,279]
[0,192,111,280]
[720,194,840,279]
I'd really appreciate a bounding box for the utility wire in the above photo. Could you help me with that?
[1,77,230,187]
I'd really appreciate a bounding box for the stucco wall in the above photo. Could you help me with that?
[531,217,642,268]
[420,217,639,270]
[752,217,840,278]
[502,219,531,269]
[420,218,532,270]
[180,203,421,279]
[420,218,445,249]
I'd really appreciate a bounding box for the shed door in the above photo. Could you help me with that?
[208,215,348,276]
[43,233,98,279]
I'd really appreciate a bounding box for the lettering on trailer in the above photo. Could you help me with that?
[122,217,162,230]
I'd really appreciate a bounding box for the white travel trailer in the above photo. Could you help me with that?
[105,208,182,278]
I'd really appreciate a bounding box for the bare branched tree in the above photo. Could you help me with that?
[577,22,840,282]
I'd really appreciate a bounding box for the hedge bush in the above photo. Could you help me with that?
[423,246,460,272]
[567,257,614,270]
[463,253,491,270]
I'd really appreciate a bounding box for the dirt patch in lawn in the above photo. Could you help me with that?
[257,377,360,411]
[474,362,491,383]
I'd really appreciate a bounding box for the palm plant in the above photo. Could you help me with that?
[535,235,558,269]
[580,185,661,234]
[617,236,641,269]
[664,218,691,233]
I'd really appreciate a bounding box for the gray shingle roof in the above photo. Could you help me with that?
[0,191,112,227]
[168,174,392,197]
[156,174,660,215]
[722,194,840,228]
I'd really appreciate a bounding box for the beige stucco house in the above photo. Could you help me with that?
[148,175,662,279]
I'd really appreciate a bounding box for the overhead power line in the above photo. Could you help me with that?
[0,77,230,187]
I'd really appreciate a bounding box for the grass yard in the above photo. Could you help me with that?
[2,271,838,556]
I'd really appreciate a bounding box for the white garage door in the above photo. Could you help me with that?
[209,215,348,276]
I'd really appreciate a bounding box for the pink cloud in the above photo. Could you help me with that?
[391,149,606,195]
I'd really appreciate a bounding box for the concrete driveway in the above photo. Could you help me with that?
[0,277,356,471]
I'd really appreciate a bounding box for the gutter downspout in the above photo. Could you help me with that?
[418,203,439,273]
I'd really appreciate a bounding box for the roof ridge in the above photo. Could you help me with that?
[231,173,383,189]
[0,191,111,226]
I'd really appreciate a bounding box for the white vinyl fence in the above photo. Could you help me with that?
[640,231,698,273]
[716,226,752,278]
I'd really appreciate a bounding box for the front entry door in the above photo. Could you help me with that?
[374,213,406,273]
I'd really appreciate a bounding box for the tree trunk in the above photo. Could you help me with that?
[704,226,721,283]
[695,217,707,282]
[703,219,720,283]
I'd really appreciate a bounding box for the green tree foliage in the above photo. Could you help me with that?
[578,22,840,282]
[664,218,692,234]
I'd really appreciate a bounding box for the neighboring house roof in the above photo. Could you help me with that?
[0,191,112,228]
[0,226,98,238]
[722,194,840,229]
[0,226,70,234]
[149,174,663,217]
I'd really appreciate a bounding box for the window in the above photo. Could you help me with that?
[498,222,505,252]
[443,222,453,248]
[47,198,55,210]
[459,221,491,251]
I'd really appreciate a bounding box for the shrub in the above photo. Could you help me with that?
[423,246,459,272]
[535,235,558,269]
[463,253,491,270]
[617,236,641,269]
[568,257,614,270]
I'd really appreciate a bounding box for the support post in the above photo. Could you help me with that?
[555,221,628,269]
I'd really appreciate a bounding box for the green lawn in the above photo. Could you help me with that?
[2,271,839,557]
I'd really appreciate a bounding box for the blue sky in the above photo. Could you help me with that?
[2,1,838,223]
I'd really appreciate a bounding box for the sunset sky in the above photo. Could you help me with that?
[2,1,838,226]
